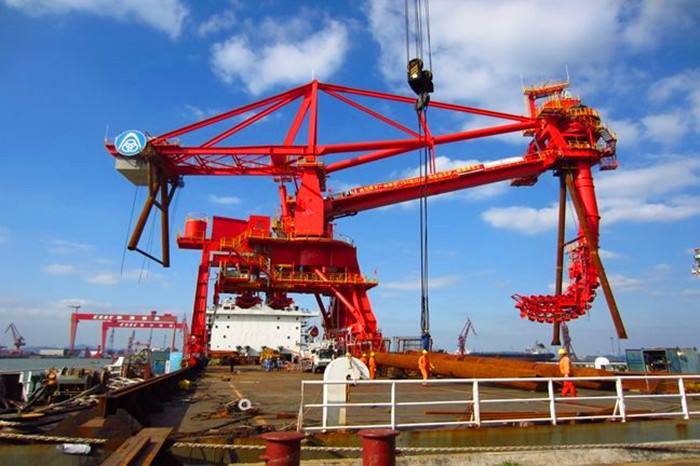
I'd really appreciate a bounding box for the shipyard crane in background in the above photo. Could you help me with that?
[5,323,25,354]
[100,317,188,357]
[457,318,477,356]
[69,310,181,356]
[106,78,626,358]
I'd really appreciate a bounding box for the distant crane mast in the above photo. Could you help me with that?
[457,317,477,356]
[127,330,135,355]
[5,323,26,353]
[108,328,115,354]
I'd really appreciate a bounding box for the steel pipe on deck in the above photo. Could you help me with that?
[373,352,660,391]
[374,352,541,390]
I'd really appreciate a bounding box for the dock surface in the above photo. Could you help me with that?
[153,365,700,435]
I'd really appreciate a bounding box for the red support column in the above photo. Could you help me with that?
[358,429,399,466]
[69,313,78,353]
[190,244,211,359]
[259,431,305,466]
[573,163,600,245]
[100,322,110,357]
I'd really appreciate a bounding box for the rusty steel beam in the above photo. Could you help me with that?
[552,174,567,346]
[374,352,541,390]
[128,164,160,253]
[375,352,613,391]
[376,351,665,392]
[159,178,170,268]
[99,364,200,426]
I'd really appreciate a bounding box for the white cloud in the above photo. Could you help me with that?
[622,0,698,49]
[47,239,94,255]
[120,268,165,283]
[42,264,75,275]
[609,273,644,291]
[3,0,188,39]
[647,69,700,132]
[209,194,240,205]
[198,9,236,37]
[211,18,349,94]
[366,0,697,113]
[605,117,644,148]
[599,249,621,260]
[604,69,700,147]
[482,156,700,234]
[481,204,558,234]
[641,112,690,144]
[85,272,119,286]
[652,263,672,273]
[596,158,700,199]
[648,69,700,104]
[601,195,700,224]
[383,274,460,291]
[183,104,222,121]
[84,268,166,286]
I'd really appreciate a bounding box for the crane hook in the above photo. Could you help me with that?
[407,58,434,111]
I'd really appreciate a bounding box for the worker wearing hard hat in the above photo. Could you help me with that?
[360,353,368,366]
[368,352,377,380]
[558,348,577,397]
[418,349,435,385]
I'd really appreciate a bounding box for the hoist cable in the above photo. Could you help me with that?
[121,185,141,275]
[414,0,423,60]
[404,0,411,63]
[417,111,430,337]
[424,0,433,70]
[405,0,434,345]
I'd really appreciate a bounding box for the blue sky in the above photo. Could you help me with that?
[0,0,698,355]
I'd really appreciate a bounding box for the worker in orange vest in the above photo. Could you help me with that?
[418,349,434,385]
[559,348,577,397]
[368,352,377,380]
[360,353,368,366]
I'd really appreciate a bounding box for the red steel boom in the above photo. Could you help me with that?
[105,80,626,357]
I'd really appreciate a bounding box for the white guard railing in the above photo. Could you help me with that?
[297,374,700,432]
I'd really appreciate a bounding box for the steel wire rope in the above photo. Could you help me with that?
[424,0,433,70]
[138,211,157,284]
[405,0,433,345]
[120,185,141,275]
[404,0,411,63]
[418,116,430,339]
[414,0,423,60]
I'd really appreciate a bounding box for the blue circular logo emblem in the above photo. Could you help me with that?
[114,130,147,157]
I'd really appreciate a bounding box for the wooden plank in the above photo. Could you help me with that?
[101,427,172,466]
[140,428,172,465]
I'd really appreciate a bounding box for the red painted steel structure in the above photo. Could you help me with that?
[100,317,188,357]
[105,80,626,358]
[69,310,179,355]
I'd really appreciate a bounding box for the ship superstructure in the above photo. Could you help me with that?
[206,298,318,357]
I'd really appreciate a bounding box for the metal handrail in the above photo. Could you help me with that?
[298,374,700,432]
